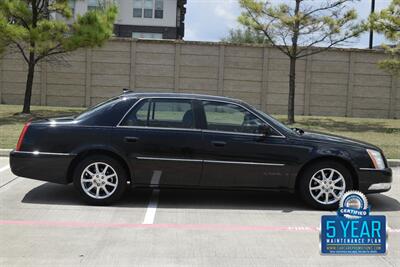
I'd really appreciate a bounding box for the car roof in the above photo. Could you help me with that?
[120,91,245,104]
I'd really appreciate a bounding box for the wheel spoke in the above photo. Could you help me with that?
[87,184,95,191]
[327,170,334,180]
[331,191,340,200]
[324,192,329,203]
[95,187,100,197]
[315,190,323,200]
[102,186,110,195]
[106,181,117,187]
[102,165,108,175]
[85,170,94,176]
[95,163,100,174]
[105,174,116,179]
[320,170,327,180]
[310,185,322,190]
[333,177,342,184]
[311,177,322,184]
[333,185,345,190]
[82,178,93,182]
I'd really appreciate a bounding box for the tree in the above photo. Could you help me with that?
[370,0,400,75]
[222,27,270,44]
[238,0,365,123]
[0,0,117,114]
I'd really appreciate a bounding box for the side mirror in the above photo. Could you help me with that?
[258,124,273,137]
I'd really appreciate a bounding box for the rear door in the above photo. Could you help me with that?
[199,100,290,188]
[113,98,203,187]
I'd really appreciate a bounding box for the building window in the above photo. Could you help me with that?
[133,0,142,17]
[155,0,163,19]
[132,0,163,19]
[88,0,99,11]
[68,0,75,16]
[132,32,163,39]
[144,0,153,18]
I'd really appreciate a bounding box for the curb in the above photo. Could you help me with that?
[0,148,399,167]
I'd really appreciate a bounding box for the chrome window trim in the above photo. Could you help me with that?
[117,125,201,132]
[116,96,286,138]
[15,151,75,156]
[136,156,285,166]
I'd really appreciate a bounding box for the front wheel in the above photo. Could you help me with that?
[298,161,353,210]
[73,155,128,205]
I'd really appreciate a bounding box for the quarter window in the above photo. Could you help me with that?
[203,101,265,134]
[121,99,195,129]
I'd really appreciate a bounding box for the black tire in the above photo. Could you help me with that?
[298,160,353,210]
[73,155,128,205]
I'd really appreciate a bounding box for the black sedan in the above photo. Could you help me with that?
[10,92,392,209]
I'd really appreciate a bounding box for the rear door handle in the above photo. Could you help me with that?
[211,141,226,147]
[124,136,139,143]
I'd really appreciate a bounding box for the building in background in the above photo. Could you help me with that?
[69,0,186,39]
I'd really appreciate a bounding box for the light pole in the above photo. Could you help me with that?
[369,0,375,49]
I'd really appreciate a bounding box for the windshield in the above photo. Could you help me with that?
[75,97,121,120]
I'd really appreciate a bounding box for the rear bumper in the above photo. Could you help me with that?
[358,167,393,193]
[9,150,75,184]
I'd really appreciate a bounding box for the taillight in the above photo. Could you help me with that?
[16,122,31,151]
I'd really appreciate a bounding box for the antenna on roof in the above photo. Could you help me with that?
[123,88,133,94]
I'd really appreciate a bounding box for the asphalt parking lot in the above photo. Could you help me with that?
[0,156,399,267]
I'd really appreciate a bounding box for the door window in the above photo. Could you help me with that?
[120,99,195,129]
[202,101,265,134]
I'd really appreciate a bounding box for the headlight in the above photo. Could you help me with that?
[366,149,386,170]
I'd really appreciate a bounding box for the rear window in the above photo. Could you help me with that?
[76,97,120,120]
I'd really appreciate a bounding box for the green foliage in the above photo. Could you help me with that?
[238,0,365,124]
[0,0,117,113]
[370,0,400,75]
[0,0,117,62]
[221,27,270,44]
[238,0,364,58]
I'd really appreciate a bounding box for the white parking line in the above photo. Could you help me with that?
[143,171,162,225]
[0,164,10,173]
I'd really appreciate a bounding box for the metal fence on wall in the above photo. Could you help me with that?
[0,39,399,119]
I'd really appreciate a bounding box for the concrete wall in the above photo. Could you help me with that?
[0,39,399,119]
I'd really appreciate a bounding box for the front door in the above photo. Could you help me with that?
[199,100,290,189]
[114,98,203,187]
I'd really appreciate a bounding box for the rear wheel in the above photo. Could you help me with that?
[73,155,127,205]
[298,160,353,210]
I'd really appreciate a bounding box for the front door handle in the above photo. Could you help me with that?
[211,141,226,147]
[124,136,139,143]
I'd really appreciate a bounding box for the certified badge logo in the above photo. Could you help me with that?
[338,191,369,219]
[320,191,387,255]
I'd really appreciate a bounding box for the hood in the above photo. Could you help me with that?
[298,130,380,151]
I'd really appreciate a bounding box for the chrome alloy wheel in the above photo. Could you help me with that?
[81,162,118,199]
[309,168,346,205]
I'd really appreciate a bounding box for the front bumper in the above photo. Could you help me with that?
[358,167,392,193]
[9,150,75,184]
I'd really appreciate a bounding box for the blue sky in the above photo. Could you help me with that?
[185,0,393,48]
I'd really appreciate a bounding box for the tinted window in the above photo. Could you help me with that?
[203,101,264,134]
[121,99,195,129]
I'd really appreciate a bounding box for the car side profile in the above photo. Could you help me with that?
[10,92,392,209]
